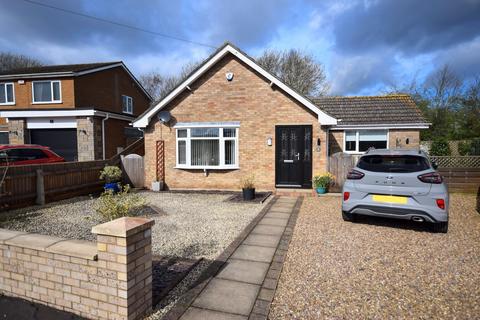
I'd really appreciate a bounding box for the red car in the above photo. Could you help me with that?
[0,145,65,166]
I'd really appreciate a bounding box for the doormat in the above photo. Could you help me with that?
[225,192,272,203]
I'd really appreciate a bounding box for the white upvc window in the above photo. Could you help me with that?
[176,124,239,169]
[0,83,15,105]
[122,95,133,114]
[32,80,61,103]
[344,129,388,153]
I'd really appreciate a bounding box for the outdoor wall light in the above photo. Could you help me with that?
[267,137,272,146]
[406,138,410,145]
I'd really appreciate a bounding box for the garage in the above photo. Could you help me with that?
[30,129,77,161]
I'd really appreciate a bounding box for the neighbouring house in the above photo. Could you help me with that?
[0,62,152,161]
[133,43,429,191]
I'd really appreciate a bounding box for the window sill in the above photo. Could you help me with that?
[175,165,240,170]
[0,103,15,106]
[32,101,63,105]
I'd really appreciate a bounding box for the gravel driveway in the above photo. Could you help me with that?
[0,192,266,260]
[270,193,480,319]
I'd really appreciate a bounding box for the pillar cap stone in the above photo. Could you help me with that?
[92,217,155,238]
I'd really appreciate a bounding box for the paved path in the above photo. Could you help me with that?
[179,196,299,320]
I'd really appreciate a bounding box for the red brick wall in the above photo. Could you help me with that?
[144,54,328,191]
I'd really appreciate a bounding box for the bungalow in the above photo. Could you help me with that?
[133,43,429,191]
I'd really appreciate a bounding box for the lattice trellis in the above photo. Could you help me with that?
[156,140,165,181]
[430,156,480,168]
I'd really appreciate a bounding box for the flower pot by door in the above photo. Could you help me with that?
[105,182,120,193]
[242,188,255,200]
[316,187,326,194]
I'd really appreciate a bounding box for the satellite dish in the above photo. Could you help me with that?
[157,111,171,124]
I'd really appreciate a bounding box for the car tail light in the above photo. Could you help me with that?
[343,192,350,201]
[417,172,443,184]
[436,199,445,210]
[347,169,364,180]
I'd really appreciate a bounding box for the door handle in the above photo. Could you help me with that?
[284,160,293,163]
[295,153,300,160]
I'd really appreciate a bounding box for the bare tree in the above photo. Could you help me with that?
[139,61,200,101]
[0,52,43,72]
[256,49,329,96]
[424,65,463,110]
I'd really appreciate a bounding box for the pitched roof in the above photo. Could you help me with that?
[0,62,121,76]
[133,42,337,127]
[311,94,429,126]
[0,61,152,101]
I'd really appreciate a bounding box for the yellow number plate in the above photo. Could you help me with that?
[372,195,408,204]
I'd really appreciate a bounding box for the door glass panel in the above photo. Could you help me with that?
[289,130,297,159]
[280,130,288,160]
[304,127,311,161]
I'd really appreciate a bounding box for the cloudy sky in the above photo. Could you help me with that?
[1,0,479,95]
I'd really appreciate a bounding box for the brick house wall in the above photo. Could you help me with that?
[389,129,420,149]
[74,67,151,117]
[7,119,29,144]
[144,54,329,191]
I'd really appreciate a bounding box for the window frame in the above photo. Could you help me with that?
[175,126,239,169]
[32,80,62,104]
[343,129,389,154]
[122,95,133,114]
[0,82,15,105]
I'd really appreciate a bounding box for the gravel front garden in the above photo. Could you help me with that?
[0,191,269,318]
[269,193,480,319]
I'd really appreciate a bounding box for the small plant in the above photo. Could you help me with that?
[313,172,335,189]
[240,174,255,189]
[94,185,147,221]
[99,166,122,183]
[458,141,471,156]
[430,139,451,156]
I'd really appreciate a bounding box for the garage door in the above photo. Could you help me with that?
[30,129,77,161]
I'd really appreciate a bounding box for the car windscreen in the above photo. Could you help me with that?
[357,155,431,173]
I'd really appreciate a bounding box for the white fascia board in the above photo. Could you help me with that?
[0,109,95,118]
[330,123,430,130]
[173,121,240,128]
[0,72,73,80]
[133,44,337,128]
[0,109,134,121]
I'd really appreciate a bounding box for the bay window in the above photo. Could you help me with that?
[344,130,388,153]
[0,83,14,105]
[32,80,61,103]
[175,123,239,169]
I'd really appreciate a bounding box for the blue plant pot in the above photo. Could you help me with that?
[104,182,120,193]
[316,187,327,194]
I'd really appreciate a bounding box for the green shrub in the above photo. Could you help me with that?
[458,141,471,156]
[99,166,122,183]
[470,138,480,156]
[430,139,451,156]
[94,185,147,221]
[313,172,335,189]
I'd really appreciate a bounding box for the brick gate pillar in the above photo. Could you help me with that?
[92,217,155,320]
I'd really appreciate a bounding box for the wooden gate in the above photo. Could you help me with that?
[328,152,357,192]
[121,154,144,188]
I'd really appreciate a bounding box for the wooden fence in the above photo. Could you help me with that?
[0,138,144,211]
[438,168,480,193]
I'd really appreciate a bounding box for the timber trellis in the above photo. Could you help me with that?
[0,138,144,211]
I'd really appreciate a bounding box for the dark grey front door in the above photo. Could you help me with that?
[275,125,312,188]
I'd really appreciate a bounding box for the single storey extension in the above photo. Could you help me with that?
[133,43,429,191]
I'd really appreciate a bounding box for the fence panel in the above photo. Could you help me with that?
[430,156,480,168]
[328,152,357,192]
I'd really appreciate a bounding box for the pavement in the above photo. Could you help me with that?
[179,196,299,320]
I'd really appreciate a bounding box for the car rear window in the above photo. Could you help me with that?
[357,155,431,173]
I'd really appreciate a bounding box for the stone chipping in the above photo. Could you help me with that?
[269,193,480,320]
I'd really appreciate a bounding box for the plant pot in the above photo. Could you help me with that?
[242,188,255,200]
[105,182,120,193]
[151,181,164,192]
[316,187,327,194]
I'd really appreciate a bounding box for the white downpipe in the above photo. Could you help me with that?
[101,113,110,160]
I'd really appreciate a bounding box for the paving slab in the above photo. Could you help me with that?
[192,278,259,316]
[230,245,276,263]
[243,234,281,248]
[180,307,247,320]
[251,225,285,236]
[217,259,270,285]
[258,218,288,227]
[268,207,293,213]
[264,212,291,219]
[0,229,26,244]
